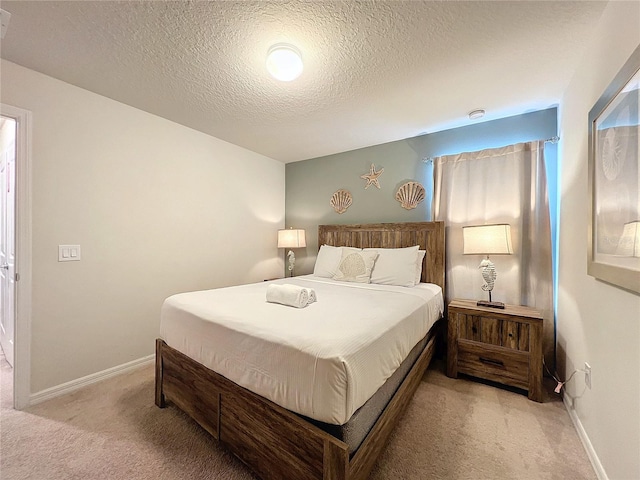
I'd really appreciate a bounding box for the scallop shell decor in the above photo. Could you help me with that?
[330,189,353,214]
[395,181,426,210]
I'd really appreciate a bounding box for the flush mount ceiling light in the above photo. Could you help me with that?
[266,44,303,82]
[468,109,486,120]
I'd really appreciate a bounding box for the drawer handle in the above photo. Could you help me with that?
[479,357,504,367]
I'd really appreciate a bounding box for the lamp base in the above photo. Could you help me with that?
[287,250,295,277]
[477,300,505,309]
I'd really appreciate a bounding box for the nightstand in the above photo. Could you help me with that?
[447,299,543,402]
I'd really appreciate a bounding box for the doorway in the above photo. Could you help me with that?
[0,115,15,365]
[0,103,32,411]
[0,115,16,408]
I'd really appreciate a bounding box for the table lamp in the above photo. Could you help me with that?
[463,224,513,309]
[277,228,306,277]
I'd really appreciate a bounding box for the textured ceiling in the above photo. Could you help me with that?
[0,1,606,162]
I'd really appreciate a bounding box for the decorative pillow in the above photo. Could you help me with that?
[415,250,426,284]
[365,246,420,287]
[332,249,379,283]
[313,245,360,278]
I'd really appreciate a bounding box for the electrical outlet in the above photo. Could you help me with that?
[585,362,592,389]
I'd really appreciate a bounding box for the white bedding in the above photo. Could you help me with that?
[160,274,443,425]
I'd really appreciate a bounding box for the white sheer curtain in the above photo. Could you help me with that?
[432,141,554,367]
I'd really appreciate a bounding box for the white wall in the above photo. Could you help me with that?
[558,3,640,479]
[0,60,285,394]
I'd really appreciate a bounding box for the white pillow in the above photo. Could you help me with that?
[365,246,420,287]
[313,245,359,278]
[415,250,426,284]
[333,249,379,283]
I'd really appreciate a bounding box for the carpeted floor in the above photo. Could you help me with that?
[0,352,596,480]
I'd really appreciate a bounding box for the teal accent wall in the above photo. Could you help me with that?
[285,107,558,275]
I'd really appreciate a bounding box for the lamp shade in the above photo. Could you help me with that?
[277,229,306,249]
[463,224,513,255]
[615,221,640,257]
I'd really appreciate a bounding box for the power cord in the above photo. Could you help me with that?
[543,358,585,394]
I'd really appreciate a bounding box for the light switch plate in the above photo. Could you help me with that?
[58,245,81,262]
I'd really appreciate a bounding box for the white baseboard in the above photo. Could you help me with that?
[29,354,154,406]
[563,395,608,480]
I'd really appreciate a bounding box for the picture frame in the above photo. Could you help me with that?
[588,44,640,294]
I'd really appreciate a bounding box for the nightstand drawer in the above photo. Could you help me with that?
[457,314,530,352]
[457,340,529,391]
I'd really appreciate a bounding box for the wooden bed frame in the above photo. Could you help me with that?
[155,221,445,480]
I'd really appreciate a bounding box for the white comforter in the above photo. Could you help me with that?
[160,275,443,425]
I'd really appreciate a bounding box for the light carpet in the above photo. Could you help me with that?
[0,354,595,480]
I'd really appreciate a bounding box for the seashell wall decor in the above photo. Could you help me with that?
[360,163,384,189]
[395,181,425,210]
[330,189,353,214]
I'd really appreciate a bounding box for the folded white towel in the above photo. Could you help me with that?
[305,288,317,304]
[266,284,310,308]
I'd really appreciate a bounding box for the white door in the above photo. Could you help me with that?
[0,116,16,367]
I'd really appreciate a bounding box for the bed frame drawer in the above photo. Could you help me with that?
[457,340,529,390]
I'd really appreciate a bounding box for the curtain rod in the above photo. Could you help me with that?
[421,136,561,163]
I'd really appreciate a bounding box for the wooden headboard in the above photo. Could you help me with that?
[318,222,445,292]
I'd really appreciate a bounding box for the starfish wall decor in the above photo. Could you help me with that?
[360,163,384,189]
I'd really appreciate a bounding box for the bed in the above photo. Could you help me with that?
[155,221,445,480]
